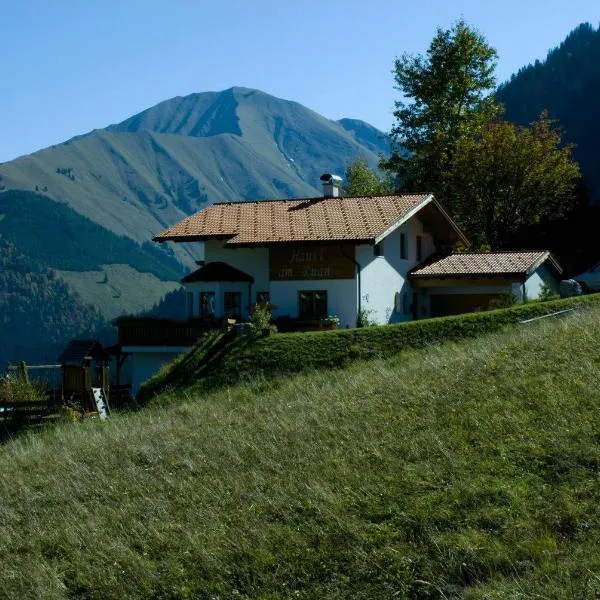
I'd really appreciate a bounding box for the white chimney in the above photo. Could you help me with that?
[320,173,342,198]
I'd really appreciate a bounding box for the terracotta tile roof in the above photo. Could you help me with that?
[409,251,562,279]
[154,194,438,245]
[57,340,111,365]
[181,261,254,283]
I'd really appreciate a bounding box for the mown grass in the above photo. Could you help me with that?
[140,292,600,402]
[2,308,600,598]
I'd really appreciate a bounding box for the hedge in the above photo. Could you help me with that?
[139,293,600,402]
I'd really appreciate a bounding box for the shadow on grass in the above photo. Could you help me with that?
[137,330,260,405]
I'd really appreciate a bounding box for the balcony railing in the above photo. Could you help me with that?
[116,317,214,347]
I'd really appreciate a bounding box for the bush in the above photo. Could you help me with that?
[249,303,272,333]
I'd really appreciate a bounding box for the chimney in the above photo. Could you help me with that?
[320,173,342,198]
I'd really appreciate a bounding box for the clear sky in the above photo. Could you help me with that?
[1,0,598,163]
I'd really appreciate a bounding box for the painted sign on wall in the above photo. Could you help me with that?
[269,245,355,280]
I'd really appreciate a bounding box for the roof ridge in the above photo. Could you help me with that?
[212,193,429,206]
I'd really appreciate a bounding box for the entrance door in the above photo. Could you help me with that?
[299,291,327,320]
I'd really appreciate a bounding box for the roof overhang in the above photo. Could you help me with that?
[223,238,372,248]
[181,261,255,283]
[409,250,563,283]
[526,251,563,276]
[153,233,232,243]
[374,195,470,249]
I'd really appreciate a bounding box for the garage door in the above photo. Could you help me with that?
[430,294,504,317]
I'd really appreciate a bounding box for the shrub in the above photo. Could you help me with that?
[356,307,377,327]
[249,303,272,332]
[539,282,559,302]
[488,292,517,310]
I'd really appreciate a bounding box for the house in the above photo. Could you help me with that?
[153,176,469,328]
[153,175,561,325]
[119,174,562,395]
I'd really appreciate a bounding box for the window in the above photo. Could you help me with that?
[412,292,419,319]
[298,290,327,320]
[224,292,242,319]
[187,292,194,318]
[374,241,384,257]
[256,291,270,305]
[199,292,216,319]
[402,292,410,315]
[416,235,423,261]
[400,232,407,260]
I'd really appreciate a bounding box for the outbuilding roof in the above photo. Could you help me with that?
[153,194,468,248]
[181,261,254,284]
[409,251,563,280]
[57,340,112,365]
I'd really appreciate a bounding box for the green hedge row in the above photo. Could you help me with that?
[140,293,600,401]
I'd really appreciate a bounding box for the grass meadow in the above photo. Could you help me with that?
[1,307,600,598]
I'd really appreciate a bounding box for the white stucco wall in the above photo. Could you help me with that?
[180,217,439,326]
[185,281,253,318]
[357,217,435,324]
[128,349,186,396]
[182,241,270,319]
[525,264,559,299]
[270,279,357,328]
[204,241,270,291]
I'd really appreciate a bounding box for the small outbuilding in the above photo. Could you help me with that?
[409,251,562,317]
[58,340,111,410]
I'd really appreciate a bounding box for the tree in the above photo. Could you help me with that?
[382,20,499,207]
[343,157,393,196]
[449,114,581,249]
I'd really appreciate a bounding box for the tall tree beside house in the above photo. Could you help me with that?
[343,157,393,196]
[382,19,500,209]
[449,114,581,249]
[382,20,583,252]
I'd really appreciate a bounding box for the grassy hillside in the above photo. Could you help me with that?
[0,190,182,278]
[0,190,183,353]
[139,293,600,402]
[55,265,180,320]
[2,306,600,598]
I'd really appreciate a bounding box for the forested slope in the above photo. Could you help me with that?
[0,238,110,366]
[497,23,600,202]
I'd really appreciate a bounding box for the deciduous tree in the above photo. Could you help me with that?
[450,114,580,248]
[343,157,393,196]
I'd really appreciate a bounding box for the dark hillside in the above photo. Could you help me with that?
[0,238,109,365]
[497,23,600,202]
[0,190,182,279]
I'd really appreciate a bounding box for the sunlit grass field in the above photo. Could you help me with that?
[2,308,600,598]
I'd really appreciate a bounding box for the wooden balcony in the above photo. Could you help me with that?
[115,317,213,347]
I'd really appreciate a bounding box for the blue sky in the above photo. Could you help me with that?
[1,0,598,162]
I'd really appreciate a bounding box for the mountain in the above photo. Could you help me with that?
[496,23,600,202]
[0,87,388,363]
